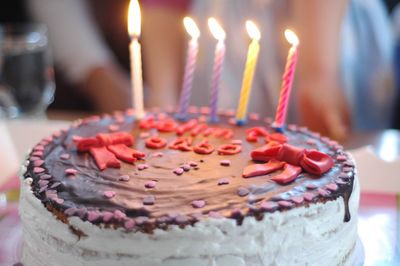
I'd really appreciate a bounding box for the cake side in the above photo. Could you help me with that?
[20,170,360,266]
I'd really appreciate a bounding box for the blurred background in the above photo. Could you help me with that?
[0,0,399,141]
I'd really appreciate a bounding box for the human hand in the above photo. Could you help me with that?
[82,63,131,113]
[297,80,351,141]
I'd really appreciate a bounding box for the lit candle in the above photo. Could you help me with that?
[208,17,226,123]
[235,21,261,125]
[177,17,200,121]
[273,29,299,129]
[128,0,145,119]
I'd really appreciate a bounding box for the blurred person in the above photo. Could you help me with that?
[28,0,395,141]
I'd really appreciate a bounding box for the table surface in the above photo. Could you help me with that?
[0,112,399,266]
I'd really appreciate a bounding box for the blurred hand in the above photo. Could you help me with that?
[297,80,351,141]
[82,63,131,113]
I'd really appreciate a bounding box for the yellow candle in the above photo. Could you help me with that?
[128,0,145,119]
[236,21,261,124]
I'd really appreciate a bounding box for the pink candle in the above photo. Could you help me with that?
[274,30,299,129]
[208,18,226,123]
[177,17,200,120]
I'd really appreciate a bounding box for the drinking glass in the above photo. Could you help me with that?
[0,24,55,118]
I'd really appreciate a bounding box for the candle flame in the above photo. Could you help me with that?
[183,17,200,40]
[246,20,261,41]
[208,17,226,41]
[284,29,299,46]
[128,0,141,37]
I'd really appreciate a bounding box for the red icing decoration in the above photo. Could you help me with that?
[107,144,145,163]
[176,119,197,135]
[217,144,242,155]
[96,132,134,146]
[157,119,178,132]
[266,133,288,144]
[76,137,99,152]
[242,160,285,178]
[191,124,208,136]
[251,141,282,162]
[145,136,167,149]
[277,144,305,166]
[270,163,302,184]
[193,139,214,154]
[300,149,334,175]
[89,146,121,170]
[246,127,269,142]
[169,137,193,151]
[139,115,156,129]
[203,127,215,137]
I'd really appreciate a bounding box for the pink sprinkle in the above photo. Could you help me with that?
[336,155,347,161]
[151,152,164,157]
[33,167,45,174]
[34,145,45,151]
[140,132,150,139]
[64,208,77,216]
[344,161,355,167]
[278,201,293,208]
[124,219,135,230]
[40,174,52,180]
[191,200,206,208]
[188,106,199,114]
[208,211,223,218]
[33,160,44,167]
[237,187,249,197]
[119,175,130,181]
[53,130,62,137]
[72,135,83,142]
[318,188,329,196]
[291,196,304,204]
[145,180,157,188]
[200,106,210,114]
[260,201,278,211]
[30,156,40,162]
[87,211,100,222]
[32,151,43,157]
[103,191,116,199]
[38,180,49,187]
[228,118,236,125]
[326,183,338,191]
[181,164,191,171]
[339,172,350,179]
[304,192,316,202]
[264,117,273,124]
[231,139,242,145]
[173,167,184,175]
[225,109,235,116]
[65,168,78,176]
[198,115,207,123]
[113,210,126,221]
[335,179,347,185]
[218,178,230,185]
[343,167,353,173]
[108,124,119,132]
[115,115,125,123]
[137,164,149,171]
[189,161,198,167]
[249,113,260,120]
[102,211,114,222]
[60,153,70,160]
[44,135,54,142]
[143,195,155,205]
[306,139,316,145]
[303,192,315,201]
[54,198,64,204]
[220,160,231,166]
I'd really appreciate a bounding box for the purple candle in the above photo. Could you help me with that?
[208,18,226,123]
[177,17,200,120]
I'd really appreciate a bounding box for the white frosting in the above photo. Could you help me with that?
[20,174,360,266]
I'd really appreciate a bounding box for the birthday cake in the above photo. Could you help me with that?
[19,107,360,266]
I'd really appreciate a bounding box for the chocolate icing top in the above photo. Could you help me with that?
[24,109,355,233]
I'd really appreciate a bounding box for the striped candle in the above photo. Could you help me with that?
[273,29,299,129]
[177,17,200,120]
[208,18,226,123]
